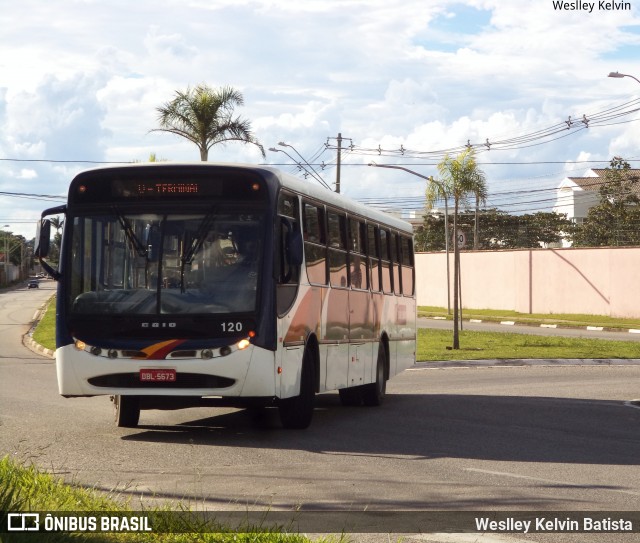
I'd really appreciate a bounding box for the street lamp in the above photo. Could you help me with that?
[608,71,640,85]
[2,225,10,286]
[368,162,452,315]
[269,147,332,190]
[2,224,28,284]
[278,142,331,191]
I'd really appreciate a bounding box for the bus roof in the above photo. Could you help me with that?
[268,165,413,234]
[69,162,414,234]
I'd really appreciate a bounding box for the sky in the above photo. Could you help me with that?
[2,0,640,238]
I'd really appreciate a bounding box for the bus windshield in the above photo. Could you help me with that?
[68,209,265,316]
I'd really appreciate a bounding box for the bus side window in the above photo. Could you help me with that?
[327,211,348,287]
[303,202,323,243]
[367,224,381,292]
[303,202,327,285]
[401,235,415,296]
[392,233,401,296]
[379,228,393,294]
[277,193,300,284]
[278,191,297,219]
[349,219,368,290]
[277,192,300,316]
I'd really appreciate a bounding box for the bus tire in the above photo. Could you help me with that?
[113,395,140,428]
[278,350,315,429]
[362,342,387,406]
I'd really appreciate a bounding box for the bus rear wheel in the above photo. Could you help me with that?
[362,342,387,406]
[113,395,140,428]
[278,350,315,429]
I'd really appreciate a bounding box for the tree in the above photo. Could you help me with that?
[431,149,487,349]
[414,213,447,252]
[152,84,265,161]
[571,157,640,247]
[477,210,571,249]
[415,209,572,252]
[50,216,64,250]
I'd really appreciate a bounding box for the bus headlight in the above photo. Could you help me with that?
[237,339,251,350]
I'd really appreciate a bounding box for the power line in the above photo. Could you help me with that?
[343,97,640,160]
[0,158,133,164]
[0,190,66,202]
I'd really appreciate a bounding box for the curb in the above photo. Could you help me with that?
[23,335,54,358]
[413,359,640,369]
[23,297,55,359]
[420,316,640,335]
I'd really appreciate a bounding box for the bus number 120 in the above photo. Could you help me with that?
[221,322,243,333]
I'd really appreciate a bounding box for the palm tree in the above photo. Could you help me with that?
[152,84,265,161]
[432,148,487,349]
[50,216,64,249]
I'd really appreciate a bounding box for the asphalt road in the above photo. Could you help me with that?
[1,282,640,543]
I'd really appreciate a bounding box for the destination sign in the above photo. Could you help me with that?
[111,180,209,198]
[67,165,268,205]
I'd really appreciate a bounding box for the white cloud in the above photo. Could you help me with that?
[1,0,640,236]
[144,25,199,58]
[17,169,38,180]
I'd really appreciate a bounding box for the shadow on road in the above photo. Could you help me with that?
[122,392,640,466]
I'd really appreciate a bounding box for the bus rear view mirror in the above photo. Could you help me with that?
[34,219,51,258]
[35,204,66,281]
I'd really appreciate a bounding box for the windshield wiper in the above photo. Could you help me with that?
[113,207,148,258]
[180,207,217,292]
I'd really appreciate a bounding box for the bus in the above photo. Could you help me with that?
[35,163,416,429]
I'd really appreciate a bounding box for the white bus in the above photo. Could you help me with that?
[35,163,416,429]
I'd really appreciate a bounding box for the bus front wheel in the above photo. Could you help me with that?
[278,350,315,429]
[113,395,140,428]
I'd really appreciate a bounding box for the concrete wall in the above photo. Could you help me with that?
[415,247,640,318]
[0,263,21,285]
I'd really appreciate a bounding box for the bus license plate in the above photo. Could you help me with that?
[140,369,176,382]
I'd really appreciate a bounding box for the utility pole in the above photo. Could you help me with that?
[326,133,352,193]
[335,133,342,194]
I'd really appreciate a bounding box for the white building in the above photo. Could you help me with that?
[553,167,640,247]
[553,169,603,225]
[554,167,640,221]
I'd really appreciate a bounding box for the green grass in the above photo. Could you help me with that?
[32,299,640,362]
[31,296,56,351]
[418,306,640,330]
[0,456,338,542]
[418,328,640,361]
